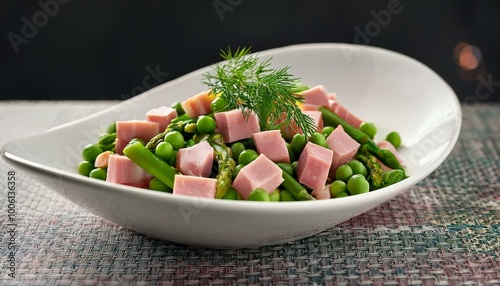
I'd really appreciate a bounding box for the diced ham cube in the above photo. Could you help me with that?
[232,154,284,199]
[214,109,260,143]
[312,184,331,200]
[181,90,214,118]
[252,130,290,163]
[146,106,177,132]
[106,154,153,188]
[328,100,363,128]
[115,139,128,156]
[115,120,160,154]
[300,85,330,107]
[176,141,214,177]
[279,110,323,139]
[302,110,324,131]
[173,174,217,198]
[297,142,333,192]
[326,125,361,177]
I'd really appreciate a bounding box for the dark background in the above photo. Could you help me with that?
[1,0,499,102]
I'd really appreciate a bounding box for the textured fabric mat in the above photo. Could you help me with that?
[0,101,499,285]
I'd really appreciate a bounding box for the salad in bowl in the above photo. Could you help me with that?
[78,47,408,203]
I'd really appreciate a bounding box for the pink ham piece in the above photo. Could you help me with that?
[312,184,331,200]
[328,100,363,128]
[106,154,153,188]
[173,174,217,198]
[300,85,330,107]
[214,109,260,143]
[252,130,290,163]
[176,141,214,177]
[280,110,323,139]
[326,125,361,177]
[146,106,177,131]
[115,120,160,154]
[232,154,284,199]
[181,90,214,118]
[297,142,333,192]
[302,110,324,131]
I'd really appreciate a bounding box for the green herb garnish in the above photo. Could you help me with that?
[202,47,316,138]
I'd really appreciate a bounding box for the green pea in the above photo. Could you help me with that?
[359,122,377,139]
[232,164,245,179]
[335,191,350,198]
[221,187,239,200]
[164,131,185,150]
[247,188,270,202]
[167,150,177,166]
[310,132,327,148]
[291,133,307,154]
[238,149,258,165]
[322,126,334,138]
[277,163,294,176]
[330,180,347,197]
[78,161,94,176]
[149,177,172,192]
[230,142,246,160]
[347,160,367,177]
[210,96,230,113]
[335,164,353,182]
[280,189,296,201]
[269,189,281,202]
[82,144,103,162]
[386,131,402,148]
[196,115,216,134]
[155,142,174,161]
[89,167,107,180]
[347,174,370,195]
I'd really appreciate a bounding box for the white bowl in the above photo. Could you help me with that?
[1,43,461,248]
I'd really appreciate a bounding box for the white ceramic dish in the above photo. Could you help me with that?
[1,43,461,248]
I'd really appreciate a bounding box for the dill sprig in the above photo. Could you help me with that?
[202,47,316,138]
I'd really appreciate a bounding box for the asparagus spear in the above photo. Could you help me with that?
[355,150,384,190]
[382,169,405,187]
[319,106,405,173]
[145,115,197,151]
[123,141,177,188]
[277,164,315,201]
[207,133,236,199]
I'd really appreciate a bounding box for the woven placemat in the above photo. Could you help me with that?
[1,102,499,285]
